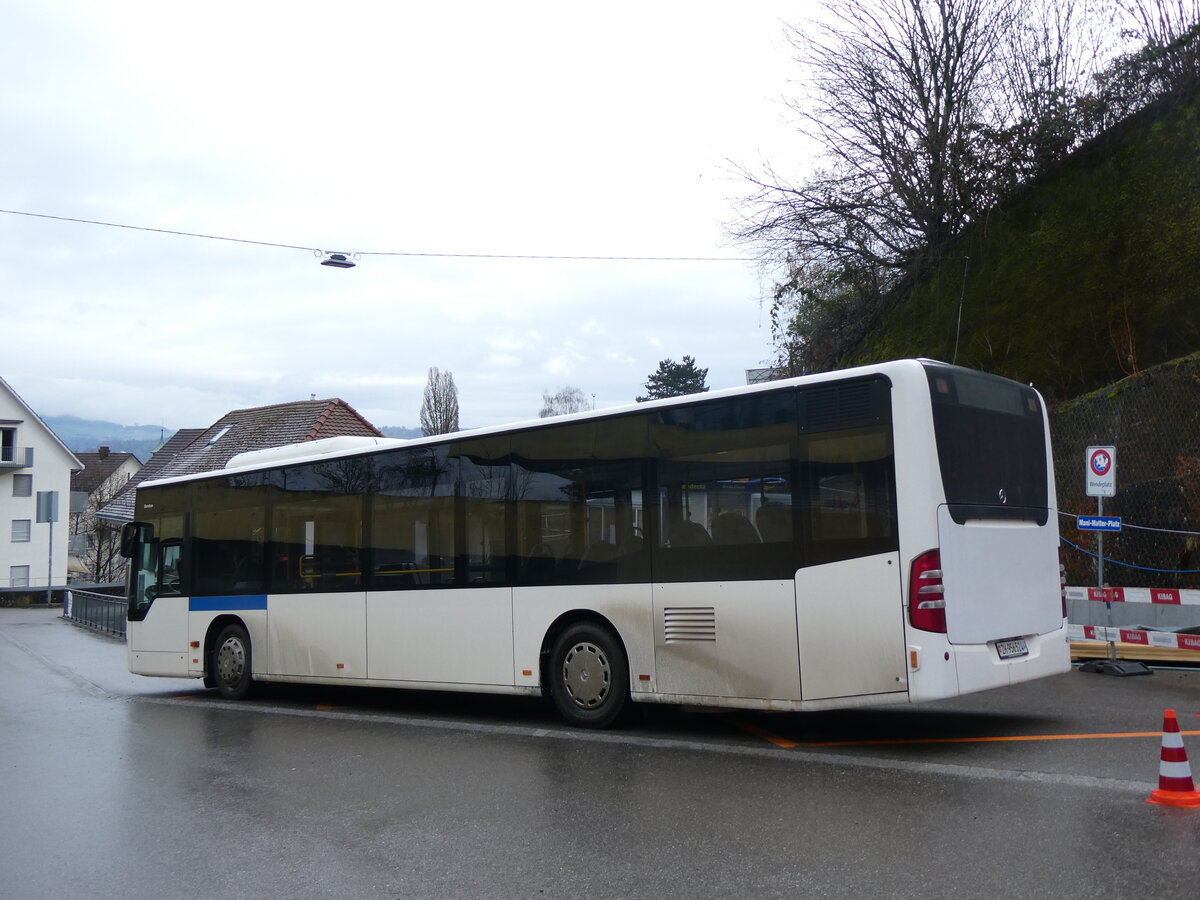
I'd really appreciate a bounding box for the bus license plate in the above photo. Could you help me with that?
[996,638,1029,660]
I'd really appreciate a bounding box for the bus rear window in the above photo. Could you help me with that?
[925,366,1048,524]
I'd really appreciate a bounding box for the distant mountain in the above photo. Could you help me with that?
[42,416,172,463]
[41,416,424,461]
[379,426,423,439]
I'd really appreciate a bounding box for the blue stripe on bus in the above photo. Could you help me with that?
[189,595,268,612]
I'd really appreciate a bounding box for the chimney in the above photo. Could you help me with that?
[98,446,110,459]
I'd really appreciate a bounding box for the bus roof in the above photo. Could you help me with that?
[138,358,943,490]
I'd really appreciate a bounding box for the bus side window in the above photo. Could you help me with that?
[372,446,458,589]
[455,439,510,585]
[802,426,898,565]
[157,539,183,596]
[192,475,267,596]
[510,417,648,586]
[649,391,802,582]
[265,462,367,592]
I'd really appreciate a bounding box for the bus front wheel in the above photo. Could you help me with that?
[549,622,628,728]
[213,623,254,700]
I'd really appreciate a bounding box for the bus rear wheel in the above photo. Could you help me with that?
[549,622,628,729]
[213,623,254,700]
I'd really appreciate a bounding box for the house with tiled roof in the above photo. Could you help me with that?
[159,397,384,479]
[1,375,83,592]
[72,447,141,496]
[68,447,142,581]
[96,398,382,525]
[95,428,205,526]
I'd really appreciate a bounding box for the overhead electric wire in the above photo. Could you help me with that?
[0,208,313,252]
[0,208,756,262]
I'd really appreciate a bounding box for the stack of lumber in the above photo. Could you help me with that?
[1071,641,1200,666]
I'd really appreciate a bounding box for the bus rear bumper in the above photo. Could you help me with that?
[952,623,1071,695]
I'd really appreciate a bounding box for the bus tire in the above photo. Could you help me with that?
[549,621,628,729]
[213,623,254,700]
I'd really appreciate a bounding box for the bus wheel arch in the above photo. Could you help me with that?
[541,612,630,728]
[209,617,254,700]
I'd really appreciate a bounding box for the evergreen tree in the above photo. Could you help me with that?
[636,356,709,402]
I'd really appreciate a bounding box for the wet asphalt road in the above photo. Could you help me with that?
[3,607,1200,899]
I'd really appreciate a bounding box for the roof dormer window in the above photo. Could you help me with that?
[208,425,234,446]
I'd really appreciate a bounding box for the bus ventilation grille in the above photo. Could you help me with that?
[803,381,875,430]
[663,607,717,643]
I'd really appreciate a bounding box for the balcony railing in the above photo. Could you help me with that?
[0,446,32,468]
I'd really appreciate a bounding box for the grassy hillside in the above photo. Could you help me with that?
[845,85,1200,401]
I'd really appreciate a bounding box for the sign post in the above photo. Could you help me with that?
[1084,446,1116,591]
[1078,447,1150,676]
[36,491,58,607]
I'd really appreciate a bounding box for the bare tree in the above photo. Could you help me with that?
[1119,0,1200,88]
[988,0,1116,190]
[539,386,591,418]
[419,367,460,436]
[69,475,129,583]
[739,0,1016,277]
[740,0,1195,375]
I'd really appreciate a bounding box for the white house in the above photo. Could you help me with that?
[1,375,82,592]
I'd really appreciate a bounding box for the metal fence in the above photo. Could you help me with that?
[1050,354,1200,593]
[63,589,127,638]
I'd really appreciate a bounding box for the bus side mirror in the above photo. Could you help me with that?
[121,522,152,558]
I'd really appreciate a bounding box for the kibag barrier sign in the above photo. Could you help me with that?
[1067,587,1200,654]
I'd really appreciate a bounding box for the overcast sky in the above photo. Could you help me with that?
[2,1,820,432]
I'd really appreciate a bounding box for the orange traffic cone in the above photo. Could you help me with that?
[1146,709,1200,808]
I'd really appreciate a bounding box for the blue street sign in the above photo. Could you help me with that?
[1077,516,1121,532]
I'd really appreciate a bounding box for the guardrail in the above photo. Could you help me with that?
[1067,584,1200,664]
[1068,623,1200,652]
[63,589,126,638]
[1066,586,1200,606]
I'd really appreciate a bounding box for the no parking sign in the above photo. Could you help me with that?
[1086,445,1116,497]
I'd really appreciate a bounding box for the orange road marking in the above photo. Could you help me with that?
[724,716,1200,749]
[723,717,800,749]
[797,730,1200,748]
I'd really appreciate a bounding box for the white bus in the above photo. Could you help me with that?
[121,359,1069,728]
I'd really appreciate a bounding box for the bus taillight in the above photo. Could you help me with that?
[1059,551,1067,619]
[909,549,946,633]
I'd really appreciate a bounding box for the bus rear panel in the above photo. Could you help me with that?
[902,363,1067,702]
